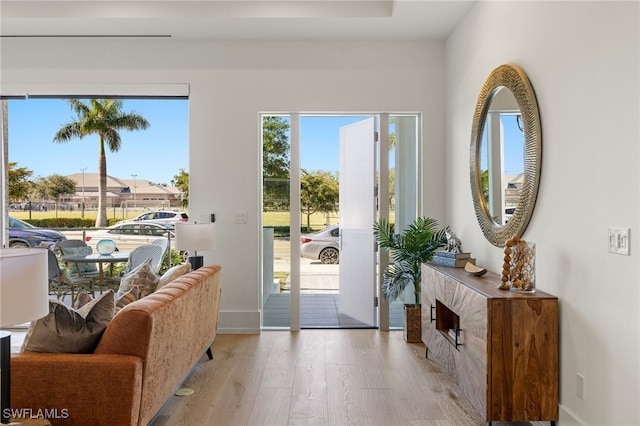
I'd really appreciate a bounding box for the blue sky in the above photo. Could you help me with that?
[8,100,521,185]
[7,99,367,184]
[8,98,189,185]
[480,115,525,177]
[300,115,370,173]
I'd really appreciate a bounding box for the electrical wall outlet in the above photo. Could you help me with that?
[608,227,630,255]
[577,373,585,400]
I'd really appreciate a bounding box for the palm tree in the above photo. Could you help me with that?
[53,99,150,227]
[373,217,448,308]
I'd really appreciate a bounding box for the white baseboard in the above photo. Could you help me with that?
[218,309,261,334]
[217,327,260,334]
[557,404,584,425]
[513,405,584,426]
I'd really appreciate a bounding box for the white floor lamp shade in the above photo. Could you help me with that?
[1,248,49,424]
[174,222,217,269]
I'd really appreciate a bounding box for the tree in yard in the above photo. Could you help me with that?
[171,168,189,208]
[35,174,77,215]
[481,169,489,204]
[37,174,76,200]
[53,99,150,227]
[300,169,339,231]
[263,116,290,210]
[8,162,34,203]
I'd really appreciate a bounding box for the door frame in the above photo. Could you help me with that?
[260,112,416,331]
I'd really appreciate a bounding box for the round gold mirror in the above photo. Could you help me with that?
[470,64,541,247]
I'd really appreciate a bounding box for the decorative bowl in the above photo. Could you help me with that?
[464,261,487,277]
[96,239,116,255]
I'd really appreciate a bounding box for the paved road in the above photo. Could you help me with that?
[274,239,339,293]
[62,230,87,241]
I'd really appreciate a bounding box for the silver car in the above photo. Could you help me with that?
[118,210,188,225]
[300,225,339,264]
[84,221,175,252]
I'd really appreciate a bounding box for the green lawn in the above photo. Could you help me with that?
[12,209,394,233]
[263,211,339,229]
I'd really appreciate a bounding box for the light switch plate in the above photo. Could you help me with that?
[608,227,630,255]
[235,210,247,224]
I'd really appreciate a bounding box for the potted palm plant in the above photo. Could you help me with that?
[373,217,448,342]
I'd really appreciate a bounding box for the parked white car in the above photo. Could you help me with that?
[118,210,188,225]
[85,221,175,252]
[300,225,340,264]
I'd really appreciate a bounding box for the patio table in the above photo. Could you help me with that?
[61,252,130,291]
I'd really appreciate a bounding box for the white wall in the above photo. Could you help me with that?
[0,39,447,333]
[445,2,639,425]
[6,4,635,422]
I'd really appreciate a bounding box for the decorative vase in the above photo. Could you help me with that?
[96,239,116,255]
[403,304,422,343]
[509,240,536,293]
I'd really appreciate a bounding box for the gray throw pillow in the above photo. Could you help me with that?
[75,287,140,315]
[21,290,115,354]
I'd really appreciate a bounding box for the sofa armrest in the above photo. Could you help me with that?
[11,353,143,426]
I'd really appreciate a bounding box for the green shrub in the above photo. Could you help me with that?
[158,249,186,274]
[22,217,124,228]
[26,218,96,228]
[107,218,124,226]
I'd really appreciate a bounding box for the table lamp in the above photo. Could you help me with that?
[0,248,49,424]
[174,222,217,270]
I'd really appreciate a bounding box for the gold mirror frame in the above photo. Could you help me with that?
[470,64,542,247]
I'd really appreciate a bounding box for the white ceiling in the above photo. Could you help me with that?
[0,0,476,41]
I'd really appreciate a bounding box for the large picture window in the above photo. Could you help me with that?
[1,93,188,248]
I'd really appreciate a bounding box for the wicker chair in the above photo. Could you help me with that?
[124,244,165,274]
[47,249,94,305]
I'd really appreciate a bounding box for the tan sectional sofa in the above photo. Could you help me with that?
[11,264,222,426]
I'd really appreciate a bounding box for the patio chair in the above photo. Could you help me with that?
[151,238,169,256]
[151,237,170,268]
[59,239,101,280]
[47,248,95,305]
[124,244,165,275]
[58,239,89,250]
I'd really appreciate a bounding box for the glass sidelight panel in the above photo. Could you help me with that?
[262,115,291,328]
[388,115,419,329]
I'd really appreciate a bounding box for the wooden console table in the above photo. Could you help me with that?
[421,263,558,423]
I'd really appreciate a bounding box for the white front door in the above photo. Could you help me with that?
[338,117,377,326]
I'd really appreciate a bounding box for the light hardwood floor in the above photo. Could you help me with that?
[150,330,531,426]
